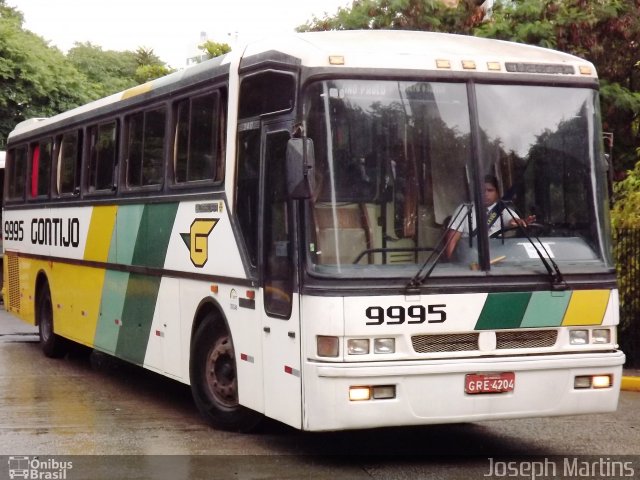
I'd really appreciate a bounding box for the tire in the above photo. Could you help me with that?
[190,314,263,432]
[37,283,68,358]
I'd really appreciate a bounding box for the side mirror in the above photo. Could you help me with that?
[286,138,315,199]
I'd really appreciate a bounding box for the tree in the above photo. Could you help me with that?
[298,0,481,33]
[0,0,91,143]
[66,42,139,99]
[199,40,232,60]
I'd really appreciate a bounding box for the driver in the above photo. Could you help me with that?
[444,175,536,259]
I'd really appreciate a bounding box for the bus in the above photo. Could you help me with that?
[2,31,624,432]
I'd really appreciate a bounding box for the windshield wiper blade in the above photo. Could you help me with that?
[500,202,567,290]
[407,203,472,289]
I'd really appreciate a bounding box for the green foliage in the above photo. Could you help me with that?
[0,1,91,143]
[199,41,231,60]
[298,0,479,33]
[0,0,174,143]
[66,42,139,99]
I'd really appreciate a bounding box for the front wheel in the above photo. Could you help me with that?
[37,283,68,358]
[190,315,263,432]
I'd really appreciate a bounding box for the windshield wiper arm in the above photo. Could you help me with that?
[407,203,472,289]
[500,202,567,290]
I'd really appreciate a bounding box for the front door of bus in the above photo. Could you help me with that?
[260,126,302,429]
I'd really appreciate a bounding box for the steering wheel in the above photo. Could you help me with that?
[489,222,547,239]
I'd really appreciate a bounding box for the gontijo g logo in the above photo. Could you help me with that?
[180,218,219,267]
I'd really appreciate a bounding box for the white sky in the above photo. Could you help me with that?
[8,0,351,68]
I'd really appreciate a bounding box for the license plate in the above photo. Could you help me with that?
[465,372,515,394]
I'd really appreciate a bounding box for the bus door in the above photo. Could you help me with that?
[260,124,302,428]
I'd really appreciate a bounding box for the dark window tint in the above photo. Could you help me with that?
[236,127,261,265]
[263,131,293,318]
[31,139,52,198]
[88,122,117,192]
[239,71,295,118]
[58,131,81,195]
[126,108,166,187]
[174,92,221,183]
[7,146,27,200]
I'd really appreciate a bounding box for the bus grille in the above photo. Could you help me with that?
[411,333,479,353]
[7,253,20,312]
[496,330,557,349]
[411,329,558,354]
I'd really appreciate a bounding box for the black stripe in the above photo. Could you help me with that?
[12,251,257,288]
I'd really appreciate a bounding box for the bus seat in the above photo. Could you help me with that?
[313,204,372,265]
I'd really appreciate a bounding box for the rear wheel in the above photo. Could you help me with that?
[37,283,68,358]
[190,314,263,432]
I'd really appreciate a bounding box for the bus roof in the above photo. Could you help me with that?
[8,30,596,142]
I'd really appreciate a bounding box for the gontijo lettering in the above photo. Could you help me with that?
[31,217,80,247]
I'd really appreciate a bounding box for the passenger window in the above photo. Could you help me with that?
[57,131,81,195]
[7,146,27,201]
[239,71,295,119]
[126,107,166,187]
[174,92,221,183]
[30,139,53,198]
[88,122,117,193]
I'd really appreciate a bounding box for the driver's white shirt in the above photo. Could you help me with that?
[448,202,520,237]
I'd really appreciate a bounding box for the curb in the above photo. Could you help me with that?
[621,376,640,392]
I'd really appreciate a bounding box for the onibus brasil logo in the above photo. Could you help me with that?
[180,219,219,268]
[8,456,73,479]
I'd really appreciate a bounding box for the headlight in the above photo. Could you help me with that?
[317,336,339,357]
[569,329,589,345]
[347,339,369,355]
[592,329,611,344]
[374,338,395,354]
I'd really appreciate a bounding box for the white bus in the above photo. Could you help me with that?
[3,31,624,431]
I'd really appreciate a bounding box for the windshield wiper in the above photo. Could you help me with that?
[407,203,472,290]
[500,202,568,291]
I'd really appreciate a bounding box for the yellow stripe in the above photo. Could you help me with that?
[562,290,609,326]
[621,376,640,392]
[121,82,153,100]
[84,206,117,262]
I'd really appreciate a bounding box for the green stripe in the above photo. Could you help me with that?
[475,292,532,330]
[132,203,179,268]
[521,291,571,327]
[115,274,162,365]
[109,204,145,264]
[94,270,129,353]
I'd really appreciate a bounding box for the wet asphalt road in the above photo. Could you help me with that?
[1,309,639,480]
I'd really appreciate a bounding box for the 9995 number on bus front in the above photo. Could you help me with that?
[365,305,446,325]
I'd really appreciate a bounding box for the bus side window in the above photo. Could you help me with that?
[57,130,82,196]
[88,121,117,193]
[125,107,166,188]
[30,138,53,199]
[6,146,27,201]
[173,91,222,184]
[239,71,295,118]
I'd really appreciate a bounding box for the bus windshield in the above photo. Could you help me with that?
[303,79,612,278]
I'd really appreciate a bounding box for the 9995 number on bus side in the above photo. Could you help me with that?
[365,305,446,325]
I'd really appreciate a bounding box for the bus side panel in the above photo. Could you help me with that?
[175,279,265,412]
[48,262,105,346]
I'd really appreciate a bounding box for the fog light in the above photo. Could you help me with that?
[347,339,369,355]
[372,385,396,399]
[574,376,591,389]
[317,336,339,357]
[592,329,611,344]
[349,386,371,401]
[570,329,589,345]
[592,375,612,389]
[374,338,395,354]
